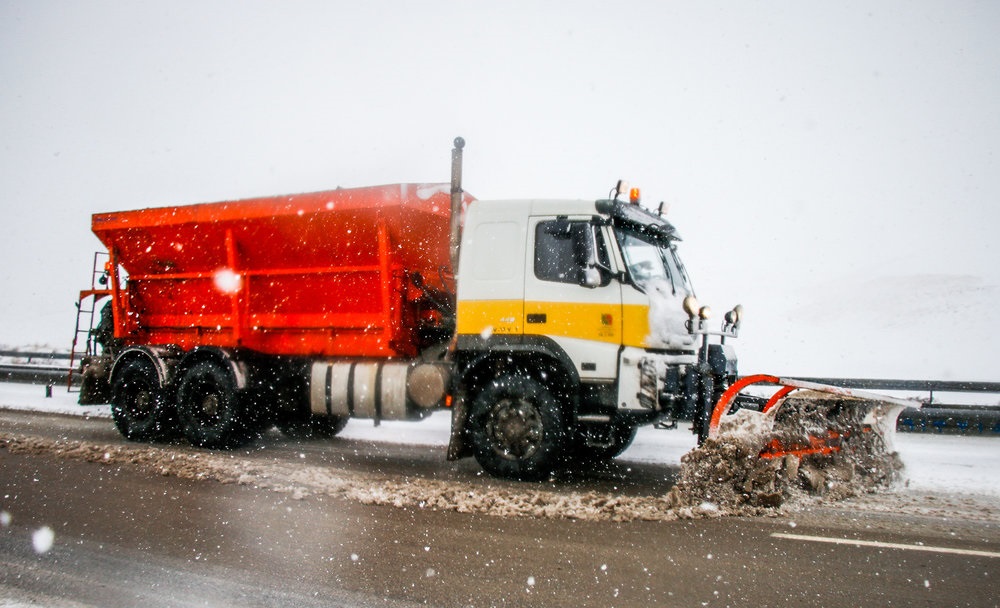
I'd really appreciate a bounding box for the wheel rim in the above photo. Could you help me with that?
[199,393,220,418]
[186,376,225,425]
[486,397,544,460]
[120,380,154,421]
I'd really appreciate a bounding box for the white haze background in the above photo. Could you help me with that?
[1,1,998,380]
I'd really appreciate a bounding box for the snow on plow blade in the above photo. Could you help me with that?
[708,374,918,457]
[665,375,922,511]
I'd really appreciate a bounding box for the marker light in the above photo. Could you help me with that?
[683,295,700,317]
[725,304,744,326]
[629,188,641,205]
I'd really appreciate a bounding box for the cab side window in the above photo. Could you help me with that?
[534,220,610,286]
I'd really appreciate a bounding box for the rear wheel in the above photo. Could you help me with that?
[176,360,254,449]
[468,375,567,481]
[110,358,174,441]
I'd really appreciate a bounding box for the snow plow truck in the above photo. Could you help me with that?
[70,138,914,482]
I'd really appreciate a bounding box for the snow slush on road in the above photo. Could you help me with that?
[3,375,995,523]
[1,388,915,523]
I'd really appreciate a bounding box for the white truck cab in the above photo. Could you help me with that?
[450,194,741,479]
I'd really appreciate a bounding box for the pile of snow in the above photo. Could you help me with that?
[665,398,905,516]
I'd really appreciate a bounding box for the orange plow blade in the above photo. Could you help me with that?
[708,374,919,458]
[668,375,920,510]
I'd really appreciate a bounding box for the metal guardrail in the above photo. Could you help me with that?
[897,407,1000,435]
[746,375,1000,435]
[0,350,72,361]
[0,352,77,386]
[0,364,78,386]
[778,376,1000,401]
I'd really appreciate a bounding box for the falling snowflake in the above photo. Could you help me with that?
[33,526,54,554]
[214,268,242,294]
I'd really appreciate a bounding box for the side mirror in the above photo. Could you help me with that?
[571,224,596,267]
[571,226,600,288]
[580,268,602,288]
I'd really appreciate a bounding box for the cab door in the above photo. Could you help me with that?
[522,216,623,382]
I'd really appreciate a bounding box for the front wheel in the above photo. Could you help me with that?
[467,375,567,481]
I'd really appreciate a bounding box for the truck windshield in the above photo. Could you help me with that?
[617,232,693,297]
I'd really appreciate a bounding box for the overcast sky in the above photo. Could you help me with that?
[1,1,997,380]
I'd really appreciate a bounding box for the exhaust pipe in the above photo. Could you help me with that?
[449,137,465,272]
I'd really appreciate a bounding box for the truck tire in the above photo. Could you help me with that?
[176,360,254,449]
[468,375,567,481]
[110,358,174,442]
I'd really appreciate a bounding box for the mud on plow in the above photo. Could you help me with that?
[671,375,920,511]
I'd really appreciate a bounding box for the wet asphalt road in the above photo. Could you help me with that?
[1,410,998,607]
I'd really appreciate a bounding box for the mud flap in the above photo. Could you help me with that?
[446,392,471,461]
[77,354,113,405]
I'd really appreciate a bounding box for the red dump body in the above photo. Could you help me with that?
[92,183,473,358]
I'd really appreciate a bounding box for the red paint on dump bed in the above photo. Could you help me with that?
[92,183,473,358]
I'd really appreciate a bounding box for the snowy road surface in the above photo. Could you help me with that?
[6,450,999,608]
[2,426,998,607]
[1,382,999,606]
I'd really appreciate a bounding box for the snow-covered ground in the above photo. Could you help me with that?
[2,381,997,498]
